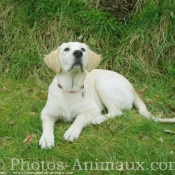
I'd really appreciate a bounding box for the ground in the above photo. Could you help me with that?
[94,0,138,18]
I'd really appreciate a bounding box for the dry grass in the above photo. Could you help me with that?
[1,0,174,79]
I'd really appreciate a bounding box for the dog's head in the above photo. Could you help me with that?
[44,42,101,73]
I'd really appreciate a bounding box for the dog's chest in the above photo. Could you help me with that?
[48,76,100,121]
[59,92,87,120]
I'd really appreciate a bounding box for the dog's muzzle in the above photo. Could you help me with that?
[73,50,83,58]
[70,50,83,71]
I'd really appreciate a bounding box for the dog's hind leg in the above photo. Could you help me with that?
[133,90,151,119]
[91,102,122,125]
[91,94,123,125]
[92,80,122,124]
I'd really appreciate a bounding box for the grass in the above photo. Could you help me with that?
[1,0,175,174]
[1,76,175,174]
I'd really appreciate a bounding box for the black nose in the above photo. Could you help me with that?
[73,50,83,58]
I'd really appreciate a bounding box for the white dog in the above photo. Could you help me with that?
[39,42,175,149]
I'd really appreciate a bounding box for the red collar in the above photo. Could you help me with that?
[69,90,76,93]
[58,83,84,95]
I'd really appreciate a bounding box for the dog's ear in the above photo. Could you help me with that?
[87,50,101,72]
[44,47,61,73]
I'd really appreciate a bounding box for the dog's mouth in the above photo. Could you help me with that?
[69,61,84,71]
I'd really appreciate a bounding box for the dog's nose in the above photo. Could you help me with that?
[73,50,83,58]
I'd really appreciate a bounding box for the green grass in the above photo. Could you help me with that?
[1,76,175,174]
[1,0,175,174]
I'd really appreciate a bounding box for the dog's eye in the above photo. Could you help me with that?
[64,48,70,51]
[81,48,86,52]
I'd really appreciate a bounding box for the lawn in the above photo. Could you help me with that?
[0,0,175,174]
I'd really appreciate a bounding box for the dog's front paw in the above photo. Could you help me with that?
[39,134,54,149]
[64,126,81,142]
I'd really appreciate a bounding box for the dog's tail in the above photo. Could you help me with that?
[133,90,175,123]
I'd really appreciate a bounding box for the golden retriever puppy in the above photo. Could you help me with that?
[39,42,175,149]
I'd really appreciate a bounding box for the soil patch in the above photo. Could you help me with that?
[95,0,139,19]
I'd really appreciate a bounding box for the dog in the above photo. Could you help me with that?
[39,42,175,149]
